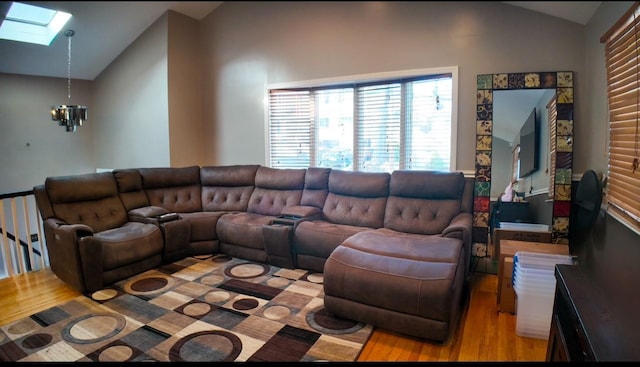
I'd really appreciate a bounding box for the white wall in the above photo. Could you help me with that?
[0,73,95,193]
[199,1,586,168]
[92,12,170,170]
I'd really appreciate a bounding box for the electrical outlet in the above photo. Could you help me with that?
[30,234,38,242]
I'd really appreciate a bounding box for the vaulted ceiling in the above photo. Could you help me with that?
[0,1,600,81]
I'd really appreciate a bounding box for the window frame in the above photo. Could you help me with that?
[264,66,459,172]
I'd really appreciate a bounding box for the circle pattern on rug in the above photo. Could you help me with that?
[98,345,134,362]
[123,275,174,295]
[21,333,52,349]
[204,290,231,303]
[7,319,37,336]
[262,305,291,320]
[182,302,212,317]
[212,255,233,263]
[91,289,118,301]
[131,277,168,292]
[224,262,269,279]
[306,306,364,335]
[62,313,126,344]
[305,273,323,284]
[232,298,259,310]
[200,274,225,286]
[169,330,242,362]
[266,277,290,288]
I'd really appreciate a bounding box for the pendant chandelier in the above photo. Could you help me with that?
[50,30,87,132]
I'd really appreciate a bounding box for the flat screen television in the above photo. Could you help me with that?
[518,108,539,178]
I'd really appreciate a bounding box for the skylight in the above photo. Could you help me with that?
[0,2,71,46]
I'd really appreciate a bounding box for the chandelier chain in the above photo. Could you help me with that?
[67,30,72,103]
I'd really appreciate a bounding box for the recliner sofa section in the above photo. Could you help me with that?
[33,172,164,293]
[216,166,306,263]
[292,170,391,273]
[322,170,473,342]
[113,165,263,262]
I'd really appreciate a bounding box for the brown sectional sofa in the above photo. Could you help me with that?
[34,165,474,343]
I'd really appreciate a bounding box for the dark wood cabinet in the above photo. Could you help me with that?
[546,313,569,361]
[547,266,595,361]
[546,183,640,362]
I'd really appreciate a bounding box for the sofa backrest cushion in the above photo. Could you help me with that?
[323,170,389,228]
[139,166,202,213]
[301,167,331,208]
[384,170,465,235]
[200,165,259,212]
[247,167,306,216]
[113,169,149,211]
[44,172,128,233]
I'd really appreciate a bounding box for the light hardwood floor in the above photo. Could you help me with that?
[0,265,548,362]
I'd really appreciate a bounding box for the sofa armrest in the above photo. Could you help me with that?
[277,205,323,228]
[127,205,170,224]
[442,212,473,279]
[53,221,94,238]
[280,205,322,219]
[44,218,96,292]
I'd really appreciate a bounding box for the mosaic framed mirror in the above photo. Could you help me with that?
[474,71,574,248]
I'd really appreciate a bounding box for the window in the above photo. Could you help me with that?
[267,67,457,173]
[0,2,71,46]
[601,2,640,230]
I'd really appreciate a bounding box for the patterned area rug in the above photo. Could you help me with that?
[0,255,373,362]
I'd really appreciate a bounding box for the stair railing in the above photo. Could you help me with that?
[0,190,48,279]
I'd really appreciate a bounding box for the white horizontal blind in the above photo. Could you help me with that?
[404,77,452,171]
[268,90,313,169]
[315,88,354,170]
[267,71,454,172]
[356,83,401,172]
[603,2,640,227]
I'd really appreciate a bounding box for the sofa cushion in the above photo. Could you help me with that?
[389,170,465,199]
[216,212,274,249]
[45,172,128,233]
[300,167,331,208]
[140,166,202,213]
[200,165,259,212]
[322,170,390,228]
[293,220,372,261]
[384,171,464,235]
[247,167,305,216]
[179,212,224,242]
[323,230,464,342]
[113,168,149,211]
[94,222,164,271]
